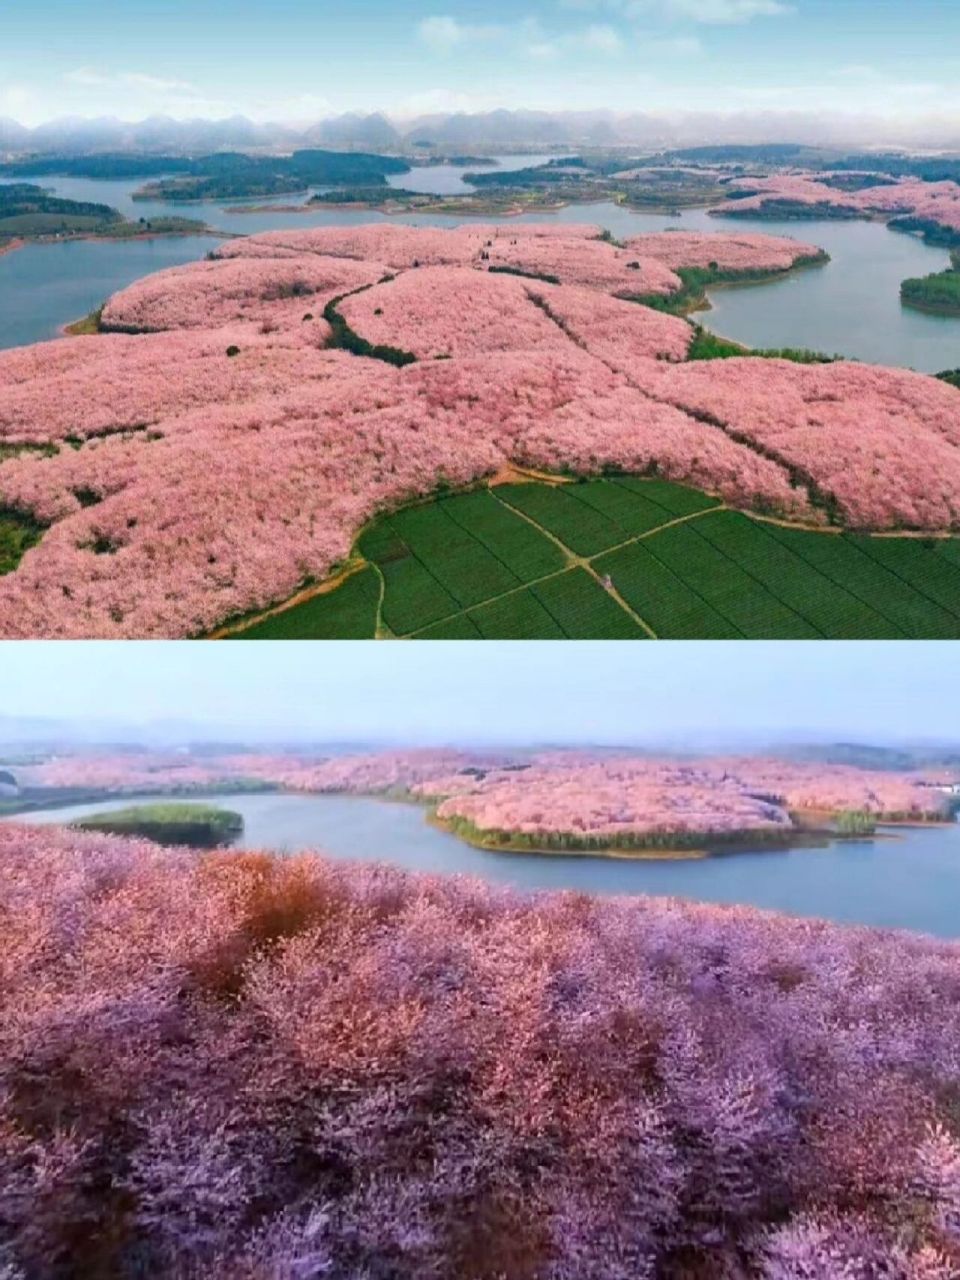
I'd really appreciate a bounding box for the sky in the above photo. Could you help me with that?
[1,0,958,125]
[1,642,958,746]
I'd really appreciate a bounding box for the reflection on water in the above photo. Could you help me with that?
[10,791,960,938]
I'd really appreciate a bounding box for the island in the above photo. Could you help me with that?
[130,148,411,203]
[711,169,960,248]
[0,181,214,254]
[72,801,244,848]
[901,250,960,315]
[9,746,956,863]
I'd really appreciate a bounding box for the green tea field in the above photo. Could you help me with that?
[228,477,960,640]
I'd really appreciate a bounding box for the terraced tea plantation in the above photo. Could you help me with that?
[227,477,960,640]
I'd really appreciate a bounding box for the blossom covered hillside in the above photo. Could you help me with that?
[334,267,693,361]
[1,221,958,638]
[632,357,960,529]
[418,755,948,844]
[716,173,960,236]
[16,748,950,843]
[1,822,959,1277]
[623,230,829,273]
[98,252,384,336]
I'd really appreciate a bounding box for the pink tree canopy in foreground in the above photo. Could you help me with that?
[0,822,958,1278]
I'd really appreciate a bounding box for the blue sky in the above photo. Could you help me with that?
[1,642,957,744]
[1,0,958,124]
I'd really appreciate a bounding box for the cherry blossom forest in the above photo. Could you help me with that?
[4,797,960,1278]
[15,745,954,844]
[2,220,960,638]
[717,173,960,235]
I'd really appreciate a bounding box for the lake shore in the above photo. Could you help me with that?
[901,295,960,317]
[424,811,853,861]
[427,812,712,860]
[8,225,231,270]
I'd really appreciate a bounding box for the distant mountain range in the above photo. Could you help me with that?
[3,109,960,156]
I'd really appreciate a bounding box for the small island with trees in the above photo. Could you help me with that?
[0,182,213,255]
[131,149,411,203]
[901,250,960,316]
[72,802,244,849]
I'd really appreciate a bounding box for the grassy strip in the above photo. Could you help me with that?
[64,306,104,336]
[685,326,838,363]
[323,290,417,367]
[0,507,45,576]
[0,443,59,463]
[229,566,381,640]
[486,265,561,285]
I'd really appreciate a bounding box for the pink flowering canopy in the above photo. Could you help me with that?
[717,173,960,235]
[1,820,959,1277]
[17,746,951,830]
[1,221,957,638]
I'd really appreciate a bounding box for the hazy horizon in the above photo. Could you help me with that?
[3,0,959,130]
[4,107,960,154]
[1,642,957,748]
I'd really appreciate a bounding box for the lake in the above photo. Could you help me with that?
[2,172,959,368]
[9,791,960,939]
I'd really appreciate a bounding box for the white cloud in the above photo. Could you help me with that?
[644,34,705,53]
[418,13,627,59]
[0,84,34,115]
[583,23,625,53]
[566,0,791,22]
[417,16,506,53]
[65,67,197,92]
[417,16,465,53]
[625,0,792,23]
[527,40,561,58]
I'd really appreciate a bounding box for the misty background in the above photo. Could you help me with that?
[1,642,957,752]
[2,0,960,148]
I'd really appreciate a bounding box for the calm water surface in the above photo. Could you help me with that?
[0,235,225,349]
[2,175,959,367]
[10,792,960,939]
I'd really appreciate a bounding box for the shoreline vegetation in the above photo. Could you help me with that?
[72,802,244,849]
[427,805,947,860]
[0,219,226,260]
[901,249,960,316]
[0,179,223,254]
[629,251,831,318]
[4,778,952,862]
[0,781,276,819]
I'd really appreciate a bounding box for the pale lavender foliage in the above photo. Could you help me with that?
[2,822,960,1277]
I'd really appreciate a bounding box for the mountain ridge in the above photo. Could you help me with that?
[3,109,960,155]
